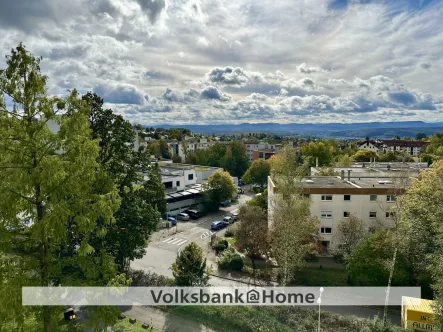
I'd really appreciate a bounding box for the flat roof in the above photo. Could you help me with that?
[302,176,411,189]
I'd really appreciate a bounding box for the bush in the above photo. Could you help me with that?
[128,269,175,286]
[218,250,244,271]
[213,239,229,254]
[225,227,236,238]
[292,267,348,286]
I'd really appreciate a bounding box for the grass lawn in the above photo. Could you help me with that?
[293,267,349,286]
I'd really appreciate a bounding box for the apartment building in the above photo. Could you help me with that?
[252,150,277,161]
[357,139,429,156]
[268,168,418,253]
[244,142,280,162]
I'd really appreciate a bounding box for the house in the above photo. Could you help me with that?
[357,140,382,152]
[357,139,429,156]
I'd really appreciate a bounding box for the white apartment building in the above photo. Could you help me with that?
[268,170,414,253]
[357,139,429,156]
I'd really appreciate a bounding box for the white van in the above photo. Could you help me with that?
[177,213,190,221]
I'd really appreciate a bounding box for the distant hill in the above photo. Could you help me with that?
[151,121,443,138]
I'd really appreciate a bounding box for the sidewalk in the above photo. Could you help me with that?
[123,306,215,332]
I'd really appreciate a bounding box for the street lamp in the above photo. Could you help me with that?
[318,287,324,332]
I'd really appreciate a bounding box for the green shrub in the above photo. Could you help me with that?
[213,239,229,254]
[292,268,348,286]
[218,250,244,271]
[333,252,346,264]
[305,253,318,262]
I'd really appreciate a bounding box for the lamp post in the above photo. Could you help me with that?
[318,287,324,332]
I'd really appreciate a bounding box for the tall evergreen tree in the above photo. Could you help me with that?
[0,44,120,331]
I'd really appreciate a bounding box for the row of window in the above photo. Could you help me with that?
[320,194,396,202]
[321,211,396,219]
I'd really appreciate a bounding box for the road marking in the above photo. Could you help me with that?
[162,238,188,246]
[200,231,215,239]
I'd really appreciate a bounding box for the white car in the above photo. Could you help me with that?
[231,212,239,221]
[223,216,234,224]
[177,213,190,221]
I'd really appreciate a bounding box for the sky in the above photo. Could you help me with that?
[1,0,443,125]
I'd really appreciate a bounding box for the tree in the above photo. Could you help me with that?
[237,205,269,280]
[337,155,352,167]
[335,215,366,256]
[159,139,171,159]
[202,170,236,211]
[0,44,120,330]
[81,92,165,272]
[172,152,182,163]
[316,166,339,176]
[243,159,271,188]
[228,141,250,177]
[247,189,268,211]
[269,145,319,286]
[346,230,411,286]
[171,242,210,286]
[416,133,428,140]
[206,143,227,167]
[351,149,377,162]
[301,141,334,166]
[400,160,443,327]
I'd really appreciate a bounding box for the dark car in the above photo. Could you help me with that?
[239,179,245,186]
[167,216,177,226]
[185,209,200,219]
[210,220,225,230]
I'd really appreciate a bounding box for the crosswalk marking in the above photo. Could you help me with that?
[162,238,188,246]
[200,231,215,239]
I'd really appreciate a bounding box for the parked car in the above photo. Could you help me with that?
[220,200,232,207]
[177,213,190,221]
[185,209,200,219]
[210,220,225,230]
[167,216,177,226]
[231,211,239,221]
[223,216,233,225]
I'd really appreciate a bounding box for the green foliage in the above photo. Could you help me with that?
[335,215,366,256]
[171,242,210,286]
[416,132,428,140]
[82,92,165,272]
[316,166,339,176]
[0,44,121,330]
[217,250,244,271]
[247,189,268,211]
[292,267,348,286]
[169,306,405,332]
[202,170,236,211]
[237,205,269,271]
[128,269,175,286]
[243,159,271,188]
[377,151,413,162]
[347,230,412,286]
[352,149,377,162]
[213,239,229,254]
[300,141,334,166]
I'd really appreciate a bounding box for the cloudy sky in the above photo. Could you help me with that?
[1,0,443,125]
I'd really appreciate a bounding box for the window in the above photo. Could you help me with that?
[343,211,350,218]
[369,211,377,218]
[164,181,173,189]
[386,212,396,218]
[321,211,332,218]
[176,181,180,187]
[344,195,351,201]
[387,195,397,202]
[188,174,193,180]
[321,195,333,201]
[370,195,377,202]
[303,194,310,199]
[321,227,332,234]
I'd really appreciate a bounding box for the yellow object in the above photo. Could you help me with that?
[402,297,435,331]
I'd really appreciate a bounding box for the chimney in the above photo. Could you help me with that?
[340,170,345,180]
[315,157,319,167]
[347,170,351,181]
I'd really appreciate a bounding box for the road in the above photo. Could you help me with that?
[131,191,254,277]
